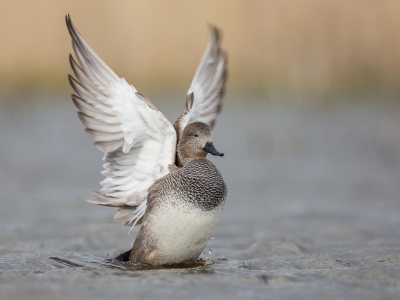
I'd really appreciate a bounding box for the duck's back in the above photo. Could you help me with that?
[130,159,227,265]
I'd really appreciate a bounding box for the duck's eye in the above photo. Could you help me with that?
[194,134,199,137]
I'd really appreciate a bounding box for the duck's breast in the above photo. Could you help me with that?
[131,159,227,265]
[142,198,224,264]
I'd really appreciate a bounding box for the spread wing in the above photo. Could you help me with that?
[66,15,177,228]
[185,26,228,130]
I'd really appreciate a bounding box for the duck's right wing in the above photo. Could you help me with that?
[66,15,177,228]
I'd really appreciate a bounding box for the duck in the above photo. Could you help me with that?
[65,15,228,266]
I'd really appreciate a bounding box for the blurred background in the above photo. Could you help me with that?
[1,0,400,98]
[1,1,400,299]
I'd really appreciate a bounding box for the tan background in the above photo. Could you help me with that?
[1,0,400,97]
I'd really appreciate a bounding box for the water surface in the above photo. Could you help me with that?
[1,96,400,299]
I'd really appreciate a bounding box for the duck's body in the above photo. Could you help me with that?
[131,159,226,265]
[66,15,228,266]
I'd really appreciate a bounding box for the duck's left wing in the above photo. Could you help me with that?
[66,15,177,227]
[185,26,228,130]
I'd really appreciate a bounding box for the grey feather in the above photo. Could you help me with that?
[77,112,120,132]
[186,26,228,130]
[85,128,125,142]
[94,140,124,153]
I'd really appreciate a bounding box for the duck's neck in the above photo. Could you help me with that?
[177,145,207,166]
[179,156,204,166]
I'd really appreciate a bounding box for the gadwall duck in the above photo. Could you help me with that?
[66,15,228,266]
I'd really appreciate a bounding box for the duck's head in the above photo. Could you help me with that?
[177,122,224,166]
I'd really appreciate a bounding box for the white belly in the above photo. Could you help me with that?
[145,200,224,265]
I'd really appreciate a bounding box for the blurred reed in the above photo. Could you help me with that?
[0,0,400,100]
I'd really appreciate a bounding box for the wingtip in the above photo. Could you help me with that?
[206,23,218,32]
[65,13,81,42]
[65,13,72,28]
[65,13,75,37]
[206,24,220,41]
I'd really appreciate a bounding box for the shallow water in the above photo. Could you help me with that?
[1,95,400,299]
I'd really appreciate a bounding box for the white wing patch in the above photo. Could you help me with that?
[66,15,176,228]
